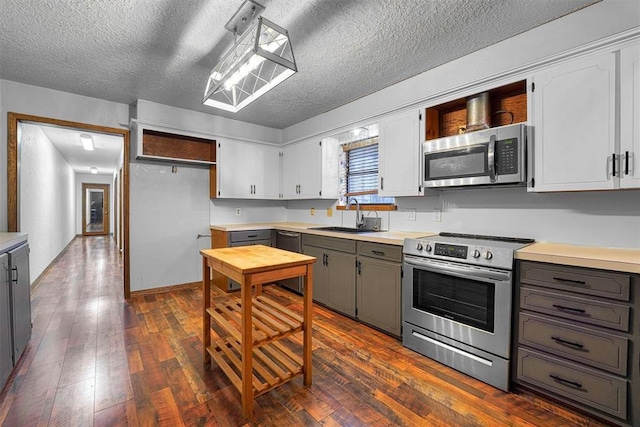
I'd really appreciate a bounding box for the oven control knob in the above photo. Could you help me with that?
[472,250,481,258]
[484,251,493,260]
[425,244,432,253]
[416,242,423,251]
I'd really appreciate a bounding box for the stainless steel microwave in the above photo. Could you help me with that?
[422,123,528,188]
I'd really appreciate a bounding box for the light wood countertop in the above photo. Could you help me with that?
[210,222,433,246]
[516,242,640,274]
[210,223,639,273]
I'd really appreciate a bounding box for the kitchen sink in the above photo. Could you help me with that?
[309,226,384,234]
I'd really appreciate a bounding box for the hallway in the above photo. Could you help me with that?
[0,237,608,426]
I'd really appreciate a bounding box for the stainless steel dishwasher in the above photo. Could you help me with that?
[275,230,302,293]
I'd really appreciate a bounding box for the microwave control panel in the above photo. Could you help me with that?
[496,138,518,175]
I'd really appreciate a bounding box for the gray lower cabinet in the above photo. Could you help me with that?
[356,242,402,337]
[0,253,11,388]
[302,235,403,337]
[514,260,638,426]
[0,238,31,393]
[302,234,356,317]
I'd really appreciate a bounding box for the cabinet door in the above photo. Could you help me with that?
[357,257,401,336]
[326,250,356,317]
[282,143,300,198]
[252,144,281,199]
[216,140,254,198]
[0,253,12,389]
[9,244,31,364]
[531,51,616,191]
[378,110,421,196]
[302,246,328,304]
[296,139,322,199]
[620,43,640,188]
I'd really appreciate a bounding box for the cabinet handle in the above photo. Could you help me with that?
[552,277,586,286]
[324,253,328,266]
[371,250,385,256]
[612,153,617,177]
[357,260,361,275]
[551,304,586,314]
[625,151,630,175]
[11,266,18,284]
[380,177,384,190]
[549,374,583,389]
[551,336,584,349]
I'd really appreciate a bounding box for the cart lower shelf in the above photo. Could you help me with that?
[207,336,303,397]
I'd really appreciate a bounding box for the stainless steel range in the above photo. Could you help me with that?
[402,232,534,391]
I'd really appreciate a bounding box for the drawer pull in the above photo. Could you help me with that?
[247,234,258,238]
[551,304,586,314]
[371,250,385,256]
[549,374,583,389]
[551,336,584,349]
[552,277,587,286]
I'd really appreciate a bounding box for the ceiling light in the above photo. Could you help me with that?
[203,2,297,113]
[90,167,98,174]
[80,134,94,151]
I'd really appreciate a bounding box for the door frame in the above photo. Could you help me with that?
[82,183,110,236]
[7,112,131,298]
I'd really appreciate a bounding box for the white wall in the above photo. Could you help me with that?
[75,173,115,236]
[20,123,76,284]
[0,80,129,232]
[209,199,287,225]
[129,162,211,292]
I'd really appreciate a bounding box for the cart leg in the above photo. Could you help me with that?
[241,274,253,417]
[303,264,313,386]
[203,256,211,365]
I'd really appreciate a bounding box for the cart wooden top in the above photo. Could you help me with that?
[200,245,316,277]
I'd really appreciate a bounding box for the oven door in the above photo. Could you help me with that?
[402,255,513,358]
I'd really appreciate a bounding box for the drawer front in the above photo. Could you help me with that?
[229,239,272,248]
[519,312,628,375]
[517,348,628,420]
[229,229,273,243]
[302,234,356,253]
[357,241,402,262]
[519,261,630,301]
[520,286,630,332]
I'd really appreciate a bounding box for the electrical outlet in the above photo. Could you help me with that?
[433,209,442,222]
[235,208,241,216]
[310,208,315,216]
[406,208,416,221]
[326,208,333,218]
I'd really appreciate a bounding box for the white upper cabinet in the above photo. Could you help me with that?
[530,50,617,191]
[378,109,422,196]
[282,138,321,198]
[281,137,339,199]
[216,139,280,199]
[620,42,640,189]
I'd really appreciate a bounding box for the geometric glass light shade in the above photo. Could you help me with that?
[203,17,297,113]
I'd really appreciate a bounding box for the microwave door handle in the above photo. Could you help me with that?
[488,134,497,183]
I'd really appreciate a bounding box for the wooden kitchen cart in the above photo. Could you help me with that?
[200,245,315,417]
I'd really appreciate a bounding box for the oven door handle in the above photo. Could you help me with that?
[404,257,511,282]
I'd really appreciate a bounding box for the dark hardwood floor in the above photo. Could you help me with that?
[0,236,610,426]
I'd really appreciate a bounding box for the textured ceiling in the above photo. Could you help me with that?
[1,0,599,130]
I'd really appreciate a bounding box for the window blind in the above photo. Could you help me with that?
[347,143,379,195]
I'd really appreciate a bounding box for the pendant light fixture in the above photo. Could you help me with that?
[203,0,297,113]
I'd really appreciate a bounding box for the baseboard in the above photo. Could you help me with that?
[129,281,202,298]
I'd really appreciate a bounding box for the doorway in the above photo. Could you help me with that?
[82,183,110,236]
[7,112,131,298]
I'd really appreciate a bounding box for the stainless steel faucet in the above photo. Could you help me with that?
[348,197,364,228]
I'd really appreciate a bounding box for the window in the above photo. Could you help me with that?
[337,125,394,206]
